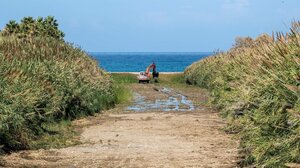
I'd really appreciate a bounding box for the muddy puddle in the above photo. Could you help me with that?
[126,87,196,112]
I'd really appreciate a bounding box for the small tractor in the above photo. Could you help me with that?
[137,63,159,83]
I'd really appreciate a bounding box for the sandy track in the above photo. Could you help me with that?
[2,84,238,168]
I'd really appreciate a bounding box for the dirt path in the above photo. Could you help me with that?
[2,84,238,168]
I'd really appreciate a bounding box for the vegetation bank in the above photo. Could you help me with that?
[185,21,300,167]
[0,16,118,152]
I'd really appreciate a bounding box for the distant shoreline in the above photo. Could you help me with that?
[91,52,210,73]
[110,72,183,74]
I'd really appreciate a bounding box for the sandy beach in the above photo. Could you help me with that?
[110,72,183,75]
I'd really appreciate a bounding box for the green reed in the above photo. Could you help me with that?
[185,21,300,167]
[0,37,117,151]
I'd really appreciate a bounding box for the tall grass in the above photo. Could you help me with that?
[110,74,135,104]
[185,21,300,167]
[0,36,117,151]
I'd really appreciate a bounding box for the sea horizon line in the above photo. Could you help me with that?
[88,51,213,54]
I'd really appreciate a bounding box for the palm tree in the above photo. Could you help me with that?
[1,16,65,40]
[2,20,19,36]
[20,17,36,37]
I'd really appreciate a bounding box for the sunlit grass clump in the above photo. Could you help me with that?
[0,36,117,151]
[185,21,300,167]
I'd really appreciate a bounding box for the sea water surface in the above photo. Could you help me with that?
[89,52,212,72]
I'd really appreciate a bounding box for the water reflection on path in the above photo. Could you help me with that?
[127,87,196,112]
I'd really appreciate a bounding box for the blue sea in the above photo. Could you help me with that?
[89,52,212,72]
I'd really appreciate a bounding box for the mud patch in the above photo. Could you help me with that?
[127,87,196,112]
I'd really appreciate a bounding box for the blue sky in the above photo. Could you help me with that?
[1,0,299,52]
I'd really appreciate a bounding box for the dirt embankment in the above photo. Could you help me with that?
[2,84,238,168]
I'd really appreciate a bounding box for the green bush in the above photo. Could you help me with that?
[185,22,300,167]
[1,16,64,40]
[0,37,117,151]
